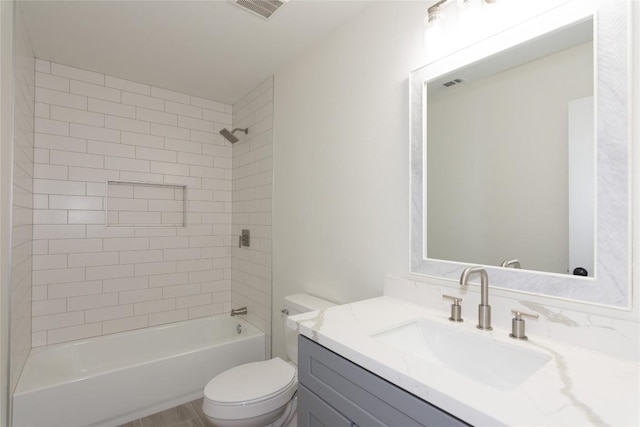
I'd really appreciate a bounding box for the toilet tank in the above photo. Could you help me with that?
[283,293,335,364]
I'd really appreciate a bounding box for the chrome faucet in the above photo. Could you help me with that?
[460,267,492,331]
[230,307,248,316]
[500,259,521,269]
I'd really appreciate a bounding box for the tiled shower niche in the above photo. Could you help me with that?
[107,181,186,227]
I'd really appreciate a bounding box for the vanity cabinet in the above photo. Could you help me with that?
[298,336,469,427]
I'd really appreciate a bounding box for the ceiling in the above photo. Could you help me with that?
[20,0,371,105]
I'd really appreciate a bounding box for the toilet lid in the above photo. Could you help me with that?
[204,357,296,404]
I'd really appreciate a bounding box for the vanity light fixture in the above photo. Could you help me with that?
[426,0,449,27]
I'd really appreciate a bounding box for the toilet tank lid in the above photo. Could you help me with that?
[283,293,336,313]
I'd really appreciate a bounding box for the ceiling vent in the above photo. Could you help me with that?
[232,0,287,20]
[442,78,465,88]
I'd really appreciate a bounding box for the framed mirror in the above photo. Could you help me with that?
[410,0,631,307]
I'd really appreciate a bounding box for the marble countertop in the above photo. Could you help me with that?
[288,296,639,427]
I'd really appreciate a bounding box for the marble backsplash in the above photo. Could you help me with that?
[384,274,639,361]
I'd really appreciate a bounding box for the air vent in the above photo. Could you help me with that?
[233,0,286,19]
[442,78,465,88]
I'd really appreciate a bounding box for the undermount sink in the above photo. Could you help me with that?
[372,319,551,390]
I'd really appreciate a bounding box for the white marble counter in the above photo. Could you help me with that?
[288,297,639,427]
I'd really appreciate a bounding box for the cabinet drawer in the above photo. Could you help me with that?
[298,336,469,427]
[298,384,353,427]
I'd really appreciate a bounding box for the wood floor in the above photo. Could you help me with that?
[119,398,211,427]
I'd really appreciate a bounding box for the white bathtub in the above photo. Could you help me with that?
[13,316,265,427]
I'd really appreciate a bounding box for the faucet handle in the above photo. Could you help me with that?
[442,295,463,323]
[509,309,539,340]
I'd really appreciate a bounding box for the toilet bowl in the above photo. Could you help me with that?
[202,294,334,427]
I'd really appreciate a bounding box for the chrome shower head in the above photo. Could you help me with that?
[219,128,248,144]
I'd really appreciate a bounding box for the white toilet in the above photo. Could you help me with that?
[202,294,335,427]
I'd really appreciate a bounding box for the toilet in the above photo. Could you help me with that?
[202,294,335,427]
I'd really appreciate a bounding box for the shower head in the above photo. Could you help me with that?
[219,128,248,144]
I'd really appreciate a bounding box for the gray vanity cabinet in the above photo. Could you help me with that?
[298,336,470,427]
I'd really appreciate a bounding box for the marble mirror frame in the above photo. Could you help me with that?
[410,0,631,308]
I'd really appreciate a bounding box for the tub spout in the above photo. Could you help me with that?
[230,307,248,316]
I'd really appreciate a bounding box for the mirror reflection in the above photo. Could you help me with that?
[425,18,594,276]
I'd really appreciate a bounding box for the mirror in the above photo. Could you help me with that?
[410,0,631,307]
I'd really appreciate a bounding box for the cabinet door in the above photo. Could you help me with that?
[298,384,353,427]
[298,336,470,427]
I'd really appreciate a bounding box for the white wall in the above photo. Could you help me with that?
[427,42,593,274]
[31,60,235,346]
[0,2,14,425]
[272,1,429,358]
[231,77,274,356]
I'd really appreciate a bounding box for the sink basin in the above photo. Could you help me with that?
[372,319,551,390]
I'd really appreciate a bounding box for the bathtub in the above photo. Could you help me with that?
[13,316,265,427]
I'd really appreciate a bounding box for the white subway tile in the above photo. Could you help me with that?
[68,166,119,182]
[178,116,213,132]
[33,210,67,225]
[202,144,231,158]
[164,138,202,154]
[149,236,189,249]
[102,315,148,335]
[190,130,218,144]
[121,91,164,111]
[177,152,212,166]
[177,259,212,273]
[103,276,148,293]
[107,183,134,198]
[36,87,87,110]
[108,197,147,211]
[68,210,105,225]
[148,200,183,212]
[150,161,189,176]
[51,63,104,85]
[190,165,225,179]
[162,283,200,299]
[134,299,175,316]
[103,238,149,252]
[35,102,50,119]
[163,248,201,261]
[50,150,104,169]
[121,131,164,149]
[201,280,230,293]
[190,269,224,283]
[119,250,164,265]
[33,267,85,285]
[136,108,177,126]
[86,304,133,323]
[190,96,227,112]
[70,80,119,102]
[34,179,85,195]
[203,109,232,124]
[49,238,102,254]
[134,261,175,277]
[148,309,188,326]
[105,76,150,96]
[35,59,51,74]
[176,293,212,309]
[135,147,177,163]
[48,280,102,299]
[36,72,69,92]
[51,105,104,127]
[119,171,164,184]
[119,288,162,304]
[87,182,107,196]
[117,211,161,225]
[105,156,149,173]
[189,303,224,319]
[166,101,201,119]
[32,311,84,332]
[70,123,120,143]
[67,293,118,311]
[105,115,150,134]
[49,195,103,210]
[35,118,69,136]
[176,225,212,236]
[150,123,189,140]
[88,140,135,158]
[33,224,85,240]
[85,264,134,281]
[133,185,175,200]
[34,164,68,180]
[34,148,50,164]
[68,252,119,268]
[88,98,135,118]
[214,157,232,169]
[47,323,102,345]
[86,225,135,238]
[134,228,176,237]
[32,332,47,348]
[163,175,201,189]
[151,87,190,104]
[32,254,67,271]
[32,240,49,256]
[35,133,86,153]
[148,272,188,288]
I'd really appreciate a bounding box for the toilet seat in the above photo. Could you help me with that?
[203,358,297,421]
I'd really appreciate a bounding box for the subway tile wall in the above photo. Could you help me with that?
[32,60,235,346]
[231,77,274,357]
[10,7,35,392]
